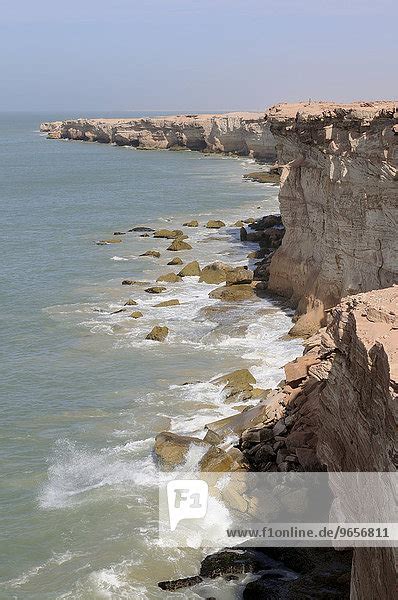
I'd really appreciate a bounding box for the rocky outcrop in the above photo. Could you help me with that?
[40,112,276,159]
[267,101,398,336]
[239,286,397,600]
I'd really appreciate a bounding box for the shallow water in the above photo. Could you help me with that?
[0,112,302,599]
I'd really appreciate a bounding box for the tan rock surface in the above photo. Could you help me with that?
[267,100,398,334]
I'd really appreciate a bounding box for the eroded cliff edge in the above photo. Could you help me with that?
[266,101,398,336]
[40,112,276,160]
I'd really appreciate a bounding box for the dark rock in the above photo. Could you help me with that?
[113,231,126,235]
[129,226,155,232]
[200,549,271,579]
[158,575,203,591]
[240,226,248,241]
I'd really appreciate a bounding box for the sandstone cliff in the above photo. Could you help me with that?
[240,286,397,599]
[40,112,276,160]
[267,101,398,336]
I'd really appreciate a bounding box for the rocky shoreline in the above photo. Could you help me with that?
[42,100,397,599]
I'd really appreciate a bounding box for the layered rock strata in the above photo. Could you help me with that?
[267,101,398,336]
[40,112,276,159]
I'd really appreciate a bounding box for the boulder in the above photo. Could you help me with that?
[240,227,247,241]
[167,257,183,265]
[140,250,161,258]
[124,299,138,305]
[153,229,184,239]
[146,325,169,342]
[156,273,182,283]
[209,284,256,301]
[199,446,243,472]
[206,220,225,229]
[145,286,167,294]
[130,311,143,319]
[284,354,319,385]
[199,261,233,284]
[225,267,253,285]
[178,261,201,277]
[214,368,256,389]
[183,220,199,227]
[155,299,180,307]
[154,431,208,468]
[167,239,193,251]
[233,220,245,227]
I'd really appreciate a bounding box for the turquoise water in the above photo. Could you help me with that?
[0,113,302,599]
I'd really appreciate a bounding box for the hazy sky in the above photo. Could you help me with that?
[0,0,395,113]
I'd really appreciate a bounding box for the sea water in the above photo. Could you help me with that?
[0,112,302,599]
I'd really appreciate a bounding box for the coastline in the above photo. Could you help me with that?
[35,101,397,599]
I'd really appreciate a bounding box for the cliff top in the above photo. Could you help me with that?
[267,100,397,122]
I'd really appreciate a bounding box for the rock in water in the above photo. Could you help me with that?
[225,267,253,285]
[183,220,199,227]
[156,273,182,283]
[140,250,161,258]
[155,299,180,307]
[153,229,185,239]
[206,220,225,229]
[158,576,203,591]
[154,431,207,467]
[144,286,167,294]
[199,261,234,284]
[124,299,138,305]
[178,261,201,277]
[167,257,183,265]
[209,283,256,301]
[128,226,155,232]
[96,239,122,245]
[145,325,169,342]
[167,239,192,251]
[130,311,143,319]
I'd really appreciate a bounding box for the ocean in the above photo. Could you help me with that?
[0,112,302,599]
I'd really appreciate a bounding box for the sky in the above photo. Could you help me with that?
[0,0,396,113]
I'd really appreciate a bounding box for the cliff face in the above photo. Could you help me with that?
[40,112,276,160]
[267,101,398,336]
[240,286,397,599]
[315,288,397,600]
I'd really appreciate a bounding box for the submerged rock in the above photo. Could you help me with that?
[178,261,201,277]
[206,220,225,229]
[209,283,256,301]
[145,286,167,294]
[145,325,169,342]
[156,273,182,283]
[158,576,203,591]
[155,299,180,307]
[128,226,155,232]
[96,239,122,245]
[167,239,193,251]
[153,229,185,239]
[140,250,161,258]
